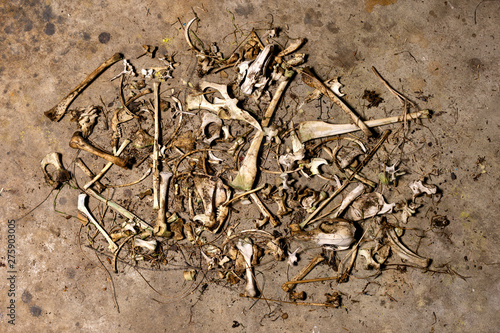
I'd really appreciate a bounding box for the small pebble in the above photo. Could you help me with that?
[451,172,457,180]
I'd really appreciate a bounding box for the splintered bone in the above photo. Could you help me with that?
[77,193,118,252]
[78,106,100,138]
[240,44,274,95]
[133,238,157,252]
[345,192,395,221]
[155,171,173,237]
[409,179,437,200]
[200,112,222,145]
[237,238,258,297]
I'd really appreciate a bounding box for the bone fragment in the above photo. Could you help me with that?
[250,192,279,227]
[236,238,258,297]
[282,253,324,292]
[386,228,430,267]
[200,112,222,145]
[77,193,118,252]
[41,152,71,189]
[301,67,373,137]
[133,238,157,252]
[75,158,105,193]
[240,44,274,95]
[409,179,437,200]
[330,183,366,218]
[277,38,306,57]
[44,53,123,121]
[185,17,203,54]
[298,109,430,142]
[83,139,130,190]
[70,131,129,168]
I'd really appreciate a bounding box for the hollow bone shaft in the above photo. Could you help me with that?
[301,67,373,137]
[83,139,130,190]
[76,158,105,193]
[77,193,118,252]
[45,53,123,121]
[155,171,173,235]
[282,253,325,292]
[152,82,161,210]
[70,131,128,168]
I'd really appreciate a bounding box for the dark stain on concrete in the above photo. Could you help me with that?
[59,196,67,205]
[23,19,33,31]
[22,290,33,303]
[467,58,483,72]
[67,268,76,279]
[235,4,254,17]
[44,22,55,36]
[363,22,373,31]
[327,22,339,33]
[82,31,91,41]
[304,8,323,27]
[42,5,53,22]
[98,32,111,44]
[30,305,42,317]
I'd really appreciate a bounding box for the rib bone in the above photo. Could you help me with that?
[282,253,324,292]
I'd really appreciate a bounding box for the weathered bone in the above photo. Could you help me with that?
[186,81,262,131]
[44,53,123,121]
[240,44,274,95]
[152,82,161,210]
[78,106,100,138]
[272,189,291,217]
[193,176,231,232]
[83,139,130,190]
[293,218,356,249]
[282,253,324,292]
[75,158,105,193]
[250,192,279,227]
[298,109,430,142]
[409,179,437,200]
[236,238,258,297]
[70,131,129,168]
[77,193,118,252]
[155,171,173,237]
[345,192,395,221]
[386,228,430,267]
[133,238,157,252]
[41,152,71,188]
[200,112,222,145]
[330,183,366,218]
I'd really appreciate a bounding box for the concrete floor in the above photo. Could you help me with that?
[1,0,499,332]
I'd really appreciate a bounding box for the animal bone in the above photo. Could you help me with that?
[250,192,279,227]
[155,171,173,237]
[133,238,157,252]
[44,53,123,121]
[298,109,430,142]
[293,218,356,249]
[330,183,366,218]
[110,59,136,81]
[41,152,71,189]
[77,193,118,252]
[282,253,324,292]
[287,247,301,266]
[279,125,305,169]
[70,132,129,168]
[83,139,130,190]
[75,158,105,193]
[110,108,135,151]
[345,192,395,221]
[184,17,203,54]
[193,176,231,232]
[409,179,437,200]
[236,238,258,297]
[386,227,430,267]
[78,106,100,138]
[272,189,291,217]
[240,44,274,95]
[200,112,222,145]
[304,158,328,176]
[277,38,306,57]
[230,75,293,190]
[358,248,380,270]
[186,81,262,131]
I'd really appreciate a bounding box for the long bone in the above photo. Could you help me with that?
[250,192,279,227]
[77,193,118,252]
[152,82,161,209]
[298,109,430,142]
[282,253,325,292]
[83,139,130,190]
[186,81,262,131]
[301,67,373,137]
[45,53,123,121]
[236,238,258,297]
[240,44,274,95]
[75,157,105,193]
[155,171,173,236]
[70,131,129,168]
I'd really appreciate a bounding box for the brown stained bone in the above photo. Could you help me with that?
[300,67,373,137]
[282,253,325,292]
[44,53,123,121]
[75,158,105,193]
[69,131,129,168]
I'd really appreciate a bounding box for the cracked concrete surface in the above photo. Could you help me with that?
[1,0,499,332]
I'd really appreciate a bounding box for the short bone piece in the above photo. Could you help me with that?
[77,193,118,253]
[282,253,325,292]
[237,238,258,297]
[155,171,173,237]
[70,131,129,168]
[41,152,71,188]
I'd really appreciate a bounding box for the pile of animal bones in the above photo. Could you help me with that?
[41,18,447,307]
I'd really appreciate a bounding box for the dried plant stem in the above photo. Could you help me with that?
[240,295,340,308]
